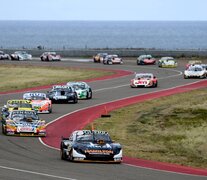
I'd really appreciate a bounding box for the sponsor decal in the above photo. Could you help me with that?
[85,149,113,155]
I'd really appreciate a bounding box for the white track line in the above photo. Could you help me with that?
[0,165,77,180]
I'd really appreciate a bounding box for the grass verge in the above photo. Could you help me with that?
[86,88,207,168]
[0,64,113,92]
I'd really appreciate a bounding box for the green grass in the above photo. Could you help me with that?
[86,88,207,168]
[0,64,113,92]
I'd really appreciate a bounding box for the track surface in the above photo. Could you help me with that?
[0,59,206,180]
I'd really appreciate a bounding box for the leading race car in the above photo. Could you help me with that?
[47,85,78,103]
[66,82,92,99]
[137,54,156,65]
[23,93,52,113]
[10,51,32,60]
[130,73,158,88]
[158,57,177,68]
[60,130,122,163]
[1,110,46,136]
[184,65,206,79]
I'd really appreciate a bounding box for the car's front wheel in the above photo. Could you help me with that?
[68,149,74,161]
[60,149,68,160]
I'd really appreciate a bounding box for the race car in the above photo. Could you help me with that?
[4,99,32,111]
[10,51,32,60]
[137,54,156,65]
[1,99,33,120]
[130,73,158,88]
[158,57,177,68]
[1,110,46,136]
[184,65,206,79]
[93,53,108,63]
[60,130,122,163]
[23,93,52,113]
[0,51,10,60]
[103,55,123,65]
[185,60,202,69]
[40,52,61,61]
[66,82,92,99]
[47,85,78,103]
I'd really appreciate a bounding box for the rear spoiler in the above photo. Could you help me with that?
[61,136,69,140]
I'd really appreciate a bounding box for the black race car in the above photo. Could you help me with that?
[47,85,78,103]
[60,130,122,163]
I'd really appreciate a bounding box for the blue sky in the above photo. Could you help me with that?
[1,0,207,21]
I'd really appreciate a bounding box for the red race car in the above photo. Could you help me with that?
[130,73,158,88]
[137,55,156,65]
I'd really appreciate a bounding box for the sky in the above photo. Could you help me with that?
[0,0,207,21]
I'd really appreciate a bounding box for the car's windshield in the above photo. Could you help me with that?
[72,84,86,90]
[135,74,152,79]
[76,131,112,142]
[11,111,39,121]
[188,66,203,71]
[7,101,32,108]
[30,96,46,100]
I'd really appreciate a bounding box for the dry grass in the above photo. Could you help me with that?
[86,88,207,168]
[0,64,112,92]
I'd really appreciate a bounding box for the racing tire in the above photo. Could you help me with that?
[2,125,7,135]
[107,60,112,65]
[49,107,52,113]
[87,89,92,99]
[184,75,188,79]
[1,125,5,134]
[68,149,74,161]
[153,82,158,88]
[60,149,68,160]
[72,97,78,104]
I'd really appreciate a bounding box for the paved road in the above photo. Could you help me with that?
[0,59,206,180]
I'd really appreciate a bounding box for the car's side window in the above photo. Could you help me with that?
[69,134,73,141]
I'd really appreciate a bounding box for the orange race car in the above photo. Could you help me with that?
[23,93,52,113]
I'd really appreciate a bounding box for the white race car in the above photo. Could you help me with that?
[158,57,177,68]
[66,82,92,99]
[103,55,123,65]
[184,65,206,79]
[10,51,32,60]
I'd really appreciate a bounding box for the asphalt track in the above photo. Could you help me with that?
[0,59,207,180]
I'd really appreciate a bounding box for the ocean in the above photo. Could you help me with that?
[0,21,207,50]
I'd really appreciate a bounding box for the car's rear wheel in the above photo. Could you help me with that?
[72,97,78,104]
[153,82,158,87]
[49,106,52,113]
[87,89,92,99]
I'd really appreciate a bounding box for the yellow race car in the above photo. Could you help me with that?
[5,99,33,111]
